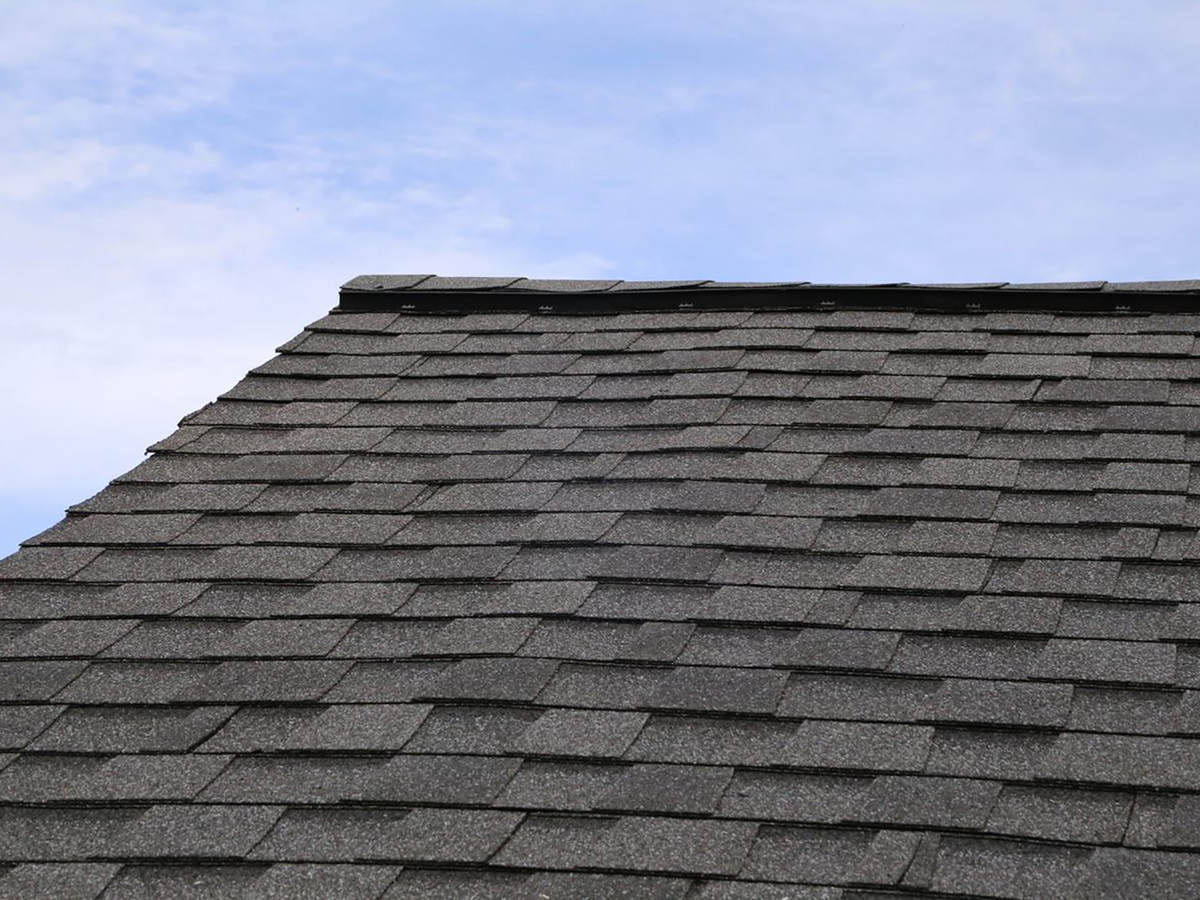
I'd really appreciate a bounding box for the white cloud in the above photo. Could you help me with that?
[2,0,1200,552]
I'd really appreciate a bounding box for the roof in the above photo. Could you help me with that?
[3,274,1200,897]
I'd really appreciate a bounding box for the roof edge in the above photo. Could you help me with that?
[339,277,1200,314]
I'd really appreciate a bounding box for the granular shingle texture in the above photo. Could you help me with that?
[5,273,1200,897]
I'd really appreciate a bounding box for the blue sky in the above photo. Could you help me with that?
[2,1,1199,555]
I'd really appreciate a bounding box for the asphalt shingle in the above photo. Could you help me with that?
[9,277,1200,894]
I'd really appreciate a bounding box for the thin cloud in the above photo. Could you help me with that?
[1,1,1199,552]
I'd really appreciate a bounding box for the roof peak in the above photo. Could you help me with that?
[339,274,1200,314]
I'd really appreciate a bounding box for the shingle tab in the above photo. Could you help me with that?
[113,804,284,858]
[987,785,1132,842]
[251,807,523,862]
[494,814,757,876]
[513,709,648,758]
[852,775,1001,829]
[0,864,119,900]
[789,721,934,772]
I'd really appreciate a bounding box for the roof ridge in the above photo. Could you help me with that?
[338,275,1200,314]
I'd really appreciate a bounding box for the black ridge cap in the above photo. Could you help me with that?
[338,276,1200,314]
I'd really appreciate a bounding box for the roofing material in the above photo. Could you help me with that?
[3,275,1200,897]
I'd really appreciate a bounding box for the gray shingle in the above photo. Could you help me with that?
[0,705,62,751]
[537,663,669,708]
[865,487,998,519]
[521,873,692,900]
[31,705,233,753]
[519,620,641,661]
[627,715,798,766]
[1089,492,1186,526]
[890,635,1045,679]
[1100,462,1191,492]
[76,545,337,582]
[930,836,1091,899]
[714,550,859,588]
[932,679,1071,728]
[87,865,257,900]
[852,775,1001,829]
[321,660,449,703]
[0,546,102,580]
[422,657,557,702]
[602,545,724,581]
[52,661,211,703]
[668,480,766,513]
[976,353,1090,377]
[812,456,919,488]
[1063,598,1172,640]
[1072,686,1178,734]
[382,870,529,899]
[779,673,937,721]
[910,457,1018,488]
[939,377,1039,401]
[942,594,1060,633]
[187,660,351,702]
[847,555,992,592]
[1040,733,1200,789]
[245,863,401,900]
[785,628,899,670]
[5,618,136,658]
[1014,461,1104,492]
[205,618,352,658]
[741,826,875,883]
[621,622,695,661]
[0,807,144,860]
[1030,639,1175,685]
[1125,793,1176,849]
[693,585,824,623]
[200,756,388,803]
[993,524,1155,559]
[357,753,520,805]
[1074,847,1200,900]
[719,770,870,823]
[251,808,522,862]
[0,661,86,702]
[595,763,733,815]
[493,814,757,876]
[0,753,230,802]
[513,709,648,758]
[494,760,624,811]
[789,721,934,772]
[113,804,284,858]
[198,707,323,753]
[417,481,560,512]
[403,706,541,754]
[28,512,201,545]
[0,863,119,900]
[925,727,1055,780]
[276,703,430,751]
[987,785,1133,842]
[755,485,874,517]
[316,545,518,581]
[645,666,787,713]
[986,558,1120,595]
[846,593,957,631]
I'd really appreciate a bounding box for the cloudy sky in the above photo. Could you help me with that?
[2,1,1199,554]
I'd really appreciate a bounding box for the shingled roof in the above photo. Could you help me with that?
[4,274,1200,897]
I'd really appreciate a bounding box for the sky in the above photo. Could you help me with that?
[2,0,1199,555]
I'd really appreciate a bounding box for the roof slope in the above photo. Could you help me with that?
[4,276,1200,897]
